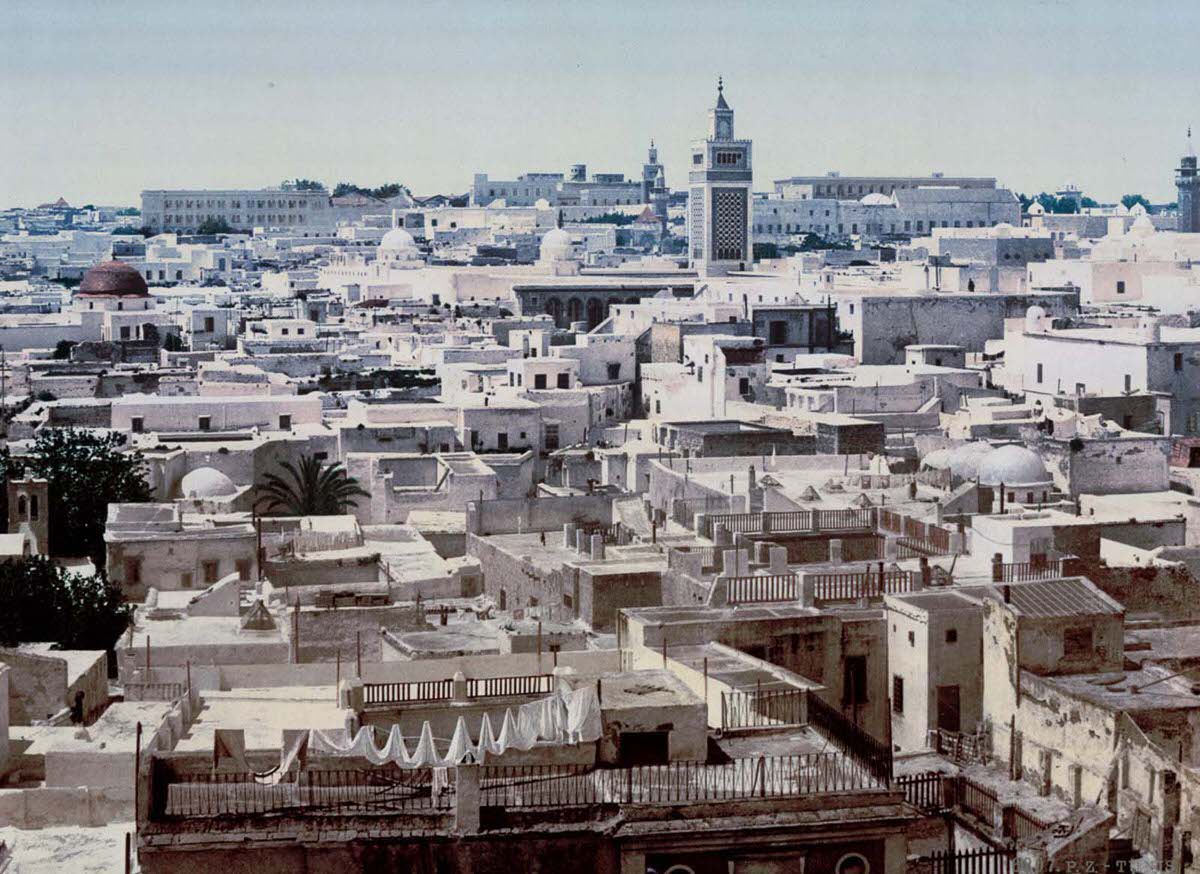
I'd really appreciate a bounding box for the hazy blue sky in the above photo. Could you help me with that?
[2,0,1196,206]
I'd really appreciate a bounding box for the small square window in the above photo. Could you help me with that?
[198,416,211,431]
[945,628,958,644]
[131,417,144,433]
[907,630,915,646]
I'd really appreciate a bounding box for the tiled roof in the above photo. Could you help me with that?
[988,577,1123,618]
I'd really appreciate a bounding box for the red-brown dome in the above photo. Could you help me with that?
[78,259,149,297]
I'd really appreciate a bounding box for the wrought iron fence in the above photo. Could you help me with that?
[155,765,452,819]
[720,688,806,731]
[919,848,1013,874]
[995,559,1064,583]
[1009,805,1053,841]
[956,774,1001,824]
[479,752,882,809]
[806,693,893,785]
[896,771,949,813]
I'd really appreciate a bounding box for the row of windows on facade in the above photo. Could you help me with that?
[754,219,1005,234]
[159,199,318,210]
[509,363,622,389]
[157,214,306,225]
[128,413,292,433]
[141,262,226,281]
[123,555,253,588]
[464,424,558,451]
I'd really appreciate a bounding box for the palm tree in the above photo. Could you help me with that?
[254,455,369,516]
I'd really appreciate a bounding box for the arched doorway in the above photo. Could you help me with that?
[545,297,563,327]
[567,297,583,324]
[586,297,604,329]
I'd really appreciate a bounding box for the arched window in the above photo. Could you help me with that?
[16,495,27,519]
[29,494,38,521]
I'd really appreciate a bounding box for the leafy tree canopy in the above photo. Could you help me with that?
[197,217,235,235]
[1122,194,1152,211]
[332,182,411,200]
[581,212,636,225]
[1,429,152,566]
[0,557,132,650]
[1018,192,1083,214]
[281,178,326,192]
[116,207,141,216]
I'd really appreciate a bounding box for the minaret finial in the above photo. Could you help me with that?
[718,76,723,95]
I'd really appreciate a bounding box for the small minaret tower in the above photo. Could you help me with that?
[1177,127,1199,233]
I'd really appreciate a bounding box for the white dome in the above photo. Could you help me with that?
[379,227,418,253]
[946,441,994,481]
[181,467,237,499]
[1130,213,1155,237]
[860,192,892,206]
[1129,203,1148,217]
[1027,202,1046,216]
[1025,304,1047,331]
[976,445,1050,487]
[540,227,573,262]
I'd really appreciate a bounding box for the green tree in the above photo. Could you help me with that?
[197,217,234,235]
[116,207,141,216]
[0,557,132,650]
[281,178,326,192]
[53,339,76,360]
[1,429,152,565]
[581,212,636,226]
[1080,197,1100,209]
[371,183,409,200]
[1122,194,1152,211]
[331,182,409,200]
[332,182,371,197]
[254,455,369,516]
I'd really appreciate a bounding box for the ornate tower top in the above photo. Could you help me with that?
[709,76,734,141]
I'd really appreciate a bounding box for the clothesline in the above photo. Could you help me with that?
[291,685,602,771]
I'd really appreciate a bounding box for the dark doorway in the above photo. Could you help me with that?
[936,685,961,733]
[617,731,669,766]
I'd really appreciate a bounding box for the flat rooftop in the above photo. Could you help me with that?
[175,688,345,753]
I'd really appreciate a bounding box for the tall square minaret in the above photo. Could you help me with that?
[688,79,753,276]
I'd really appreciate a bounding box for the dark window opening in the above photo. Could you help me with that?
[1064,626,1094,658]
[842,655,868,706]
[617,731,670,766]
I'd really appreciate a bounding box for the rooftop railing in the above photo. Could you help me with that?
[362,674,557,707]
[154,765,452,819]
[807,693,893,785]
[479,752,883,809]
[720,688,806,732]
